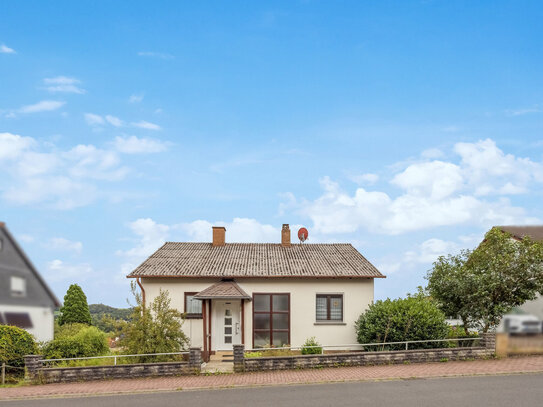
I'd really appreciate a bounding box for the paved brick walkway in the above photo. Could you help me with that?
[1,356,543,400]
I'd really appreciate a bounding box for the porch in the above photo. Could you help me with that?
[194,280,251,362]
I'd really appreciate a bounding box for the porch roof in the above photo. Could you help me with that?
[194,280,252,300]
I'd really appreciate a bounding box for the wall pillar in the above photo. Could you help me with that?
[24,355,42,382]
[481,332,497,353]
[189,347,202,373]
[233,344,245,373]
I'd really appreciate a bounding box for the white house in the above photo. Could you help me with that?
[0,222,60,341]
[128,224,384,361]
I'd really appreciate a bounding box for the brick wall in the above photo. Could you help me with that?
[233,336,495,373]
[25,347,202,384]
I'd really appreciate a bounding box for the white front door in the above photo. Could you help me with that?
[213,300,241,350]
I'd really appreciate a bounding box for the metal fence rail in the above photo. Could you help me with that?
[41,351,190,366]
[245,337,481,354]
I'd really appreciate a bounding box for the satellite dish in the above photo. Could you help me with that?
[298,227,308,243]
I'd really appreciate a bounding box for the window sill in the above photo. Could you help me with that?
[314,322,346,326]
[185,315,203,320]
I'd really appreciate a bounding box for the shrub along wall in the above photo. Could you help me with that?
[234,333,496,373]
[24,347,202,384]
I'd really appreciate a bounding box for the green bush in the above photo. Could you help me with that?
[301,337,322,355]
[446,326,479,348]
[0,325,37,368]
[42,324,108,359]
[355,292,449,350]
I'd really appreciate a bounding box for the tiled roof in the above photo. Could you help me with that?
[127,243,384,279]
[194,280,251,299]
[498,226,543,242]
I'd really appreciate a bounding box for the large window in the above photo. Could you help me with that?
[316,294,343,322]
[4,312,33,328]
[184,292,202,318]
[253,293,290,348]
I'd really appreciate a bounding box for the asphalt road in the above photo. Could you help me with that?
[2,374,542,406]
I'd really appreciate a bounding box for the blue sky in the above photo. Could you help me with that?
[1,0,542,307]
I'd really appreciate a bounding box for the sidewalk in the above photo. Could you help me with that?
[2,355,543,400]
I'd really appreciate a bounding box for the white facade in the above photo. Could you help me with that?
[141,277,374,350]
[0,304,54,342]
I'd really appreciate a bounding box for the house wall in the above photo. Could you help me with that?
[0,304,54,342]
[141,277,374,348]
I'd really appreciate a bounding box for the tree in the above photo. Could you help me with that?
[427,227,543,332]
[119,282,188,362]
[355,291,449,350]
[58,284,92,326]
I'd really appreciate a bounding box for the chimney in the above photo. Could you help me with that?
[281,224,291,247]
[212,226,226,247]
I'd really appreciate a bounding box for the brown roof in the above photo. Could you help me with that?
[498,226,543,242]
[127,242,384,279]
[194,280,251,299]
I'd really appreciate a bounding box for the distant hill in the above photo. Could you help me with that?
[89,303,132,322]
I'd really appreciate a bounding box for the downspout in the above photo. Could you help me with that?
[136,277,146,310]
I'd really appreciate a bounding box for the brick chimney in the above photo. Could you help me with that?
[281,224,291,247]
[212,226,226,247]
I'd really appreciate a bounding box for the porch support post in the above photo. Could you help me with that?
[208,299,212,355]
[241,299,245,345]
[202,299,208,362]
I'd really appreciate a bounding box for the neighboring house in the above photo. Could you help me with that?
[128,224,384,360]
[0,222,60,341]
[497,225,543,321]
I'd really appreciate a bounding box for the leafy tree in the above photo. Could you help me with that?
[355,291,449,350]
[119,282,188,362]
[0,325,37,368]
[427,227,543,332]
[58,284,92,326]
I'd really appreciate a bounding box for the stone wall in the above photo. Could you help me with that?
[233,335,496,373]
[25,347,202,384]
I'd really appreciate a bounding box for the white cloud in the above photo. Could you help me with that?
[117,218,170,260]
[0,132,134,209]
[349,173,379,185]
[46,237,83,254]
[3,176,96,209]
[0,44,15,54]
[43,76,85,94]
[391,161,463,200]
[17,234,35,243]
[137,51,174,60]
[129,94,144,103]
[18,100,65,114]
[84,113,105,126]
[297,139,542,236]
[46,259,93,281]
[105,115,123,127]
[0,132,35,160]
[64,144,129,181]
[131,120,161,131]
[113,135,168,154]
[404,238,460,264]
[454,138,543,195]
[421,148,444,159]
[506,106,542,116]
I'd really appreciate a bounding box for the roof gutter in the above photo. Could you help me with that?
[136,277,146,310]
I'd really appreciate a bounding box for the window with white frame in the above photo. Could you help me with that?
[11,276,26,297]
[316,294,343,322]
